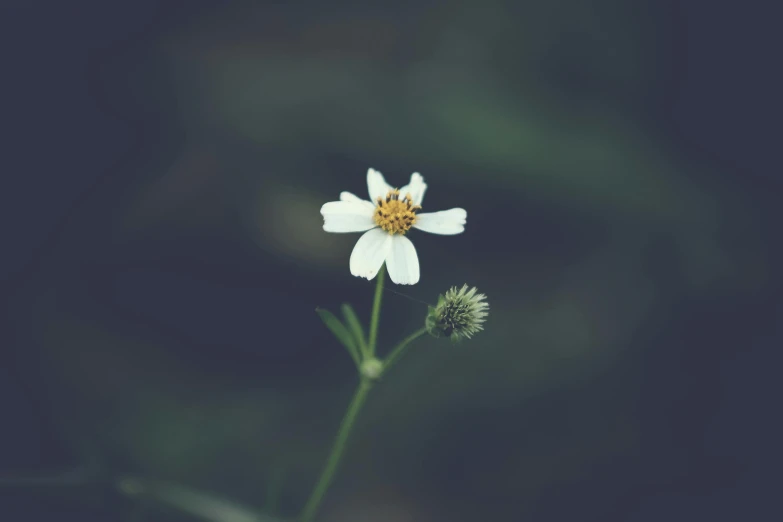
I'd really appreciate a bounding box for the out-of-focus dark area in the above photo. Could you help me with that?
[2,1,781,521]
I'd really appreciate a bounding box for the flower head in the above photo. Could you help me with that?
[321,168,467,285]
[426,284,489,341]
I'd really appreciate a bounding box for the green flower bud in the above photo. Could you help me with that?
[426,284,489,342]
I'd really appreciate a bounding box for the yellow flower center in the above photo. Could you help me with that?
[373,189,421,235]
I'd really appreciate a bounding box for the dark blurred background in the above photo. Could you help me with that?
[2,1,781,521]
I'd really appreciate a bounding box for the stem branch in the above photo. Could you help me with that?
[383,327,428,374]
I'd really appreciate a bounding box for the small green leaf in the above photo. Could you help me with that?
[316,307,360,366]
[341,303,368,356]
[117,476,282,522]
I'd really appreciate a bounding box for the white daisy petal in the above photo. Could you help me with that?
[339,191,364,203]
[321,201,376,233]
[413,208,467,235]
[399,172,427,206]
[339,191,376,211]
[350,228,393,280]
[386,235,420,285]
[367,168,393,201]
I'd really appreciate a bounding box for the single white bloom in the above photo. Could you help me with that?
[320,168,467,285]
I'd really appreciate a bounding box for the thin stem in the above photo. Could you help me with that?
[367,264,386,356]
[299,380,372,522]
[382,327,428,374]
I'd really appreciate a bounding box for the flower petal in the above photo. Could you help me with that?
[321,201,376,233]
[386,235,420,285]
[413,208,467,235]
[367,168,393,201]
[399,172,427,206]
[350,228,393,280]
[340,191,376,211]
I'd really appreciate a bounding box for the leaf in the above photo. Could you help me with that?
[315,307,360,366]
[117,476,283,522]
[340,303,368,356]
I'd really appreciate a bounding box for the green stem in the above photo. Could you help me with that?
[367,264,386,356]
[299,380,372,522]
[383,327,428,374]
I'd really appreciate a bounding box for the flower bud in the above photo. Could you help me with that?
[426,284,489,342]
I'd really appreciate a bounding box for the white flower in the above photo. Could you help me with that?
[320,168,467,285]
